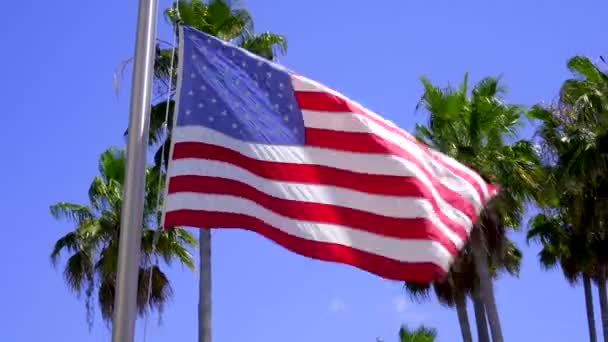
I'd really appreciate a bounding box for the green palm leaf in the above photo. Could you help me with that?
[398,325,437,342]
[50,202,94,224]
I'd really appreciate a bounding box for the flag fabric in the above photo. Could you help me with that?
[162,25,498,282]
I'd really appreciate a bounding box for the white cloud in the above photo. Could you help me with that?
[391,295,430,325]
[328,297,346,312]
[392,295,409,313]
[402,312,430,326]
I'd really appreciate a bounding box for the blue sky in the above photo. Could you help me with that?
[1,0,606,341]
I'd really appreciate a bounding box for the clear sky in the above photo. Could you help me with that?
[1,0,606,341]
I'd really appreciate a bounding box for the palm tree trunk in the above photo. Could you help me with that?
[199,229,212,342]
[471,227,503,342]
[598,269,608,342]
[584,274,598,342]
[455,293,473,342]
[472,287,490,342]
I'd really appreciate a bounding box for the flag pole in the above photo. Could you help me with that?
[199,229,212,342]
[111,0,158,341]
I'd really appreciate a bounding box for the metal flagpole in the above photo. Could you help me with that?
[111,0,158,341]
[199,229,212,342]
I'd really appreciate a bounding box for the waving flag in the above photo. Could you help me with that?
[162,25,497,282]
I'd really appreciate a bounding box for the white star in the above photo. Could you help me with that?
[200,85,206,91]
[235,79,240,85]
[288,104,293,110]
[257,60,263,67]
[279,83,284,89]
[242,61,247,67]
[192,55,197,60]
[211,98,217,103]
[278,93,283,98]
[207,38,212,43]
[185,109,192,115]
[198,103,204,108]
[221,110,227,116]
[190,73,196,78]
[283,115,289,122]
[274,104,279,109]
[255,103,261,108]
[232,123,238,129]
[292,127,298,133]
[208,116,214,122]
[232,50,236,57]
[245,113,251,119]
[202,65,207,71]
[188,90,194,96]
[266,72,272,78]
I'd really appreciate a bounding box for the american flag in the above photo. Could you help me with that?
[162,25,497,282]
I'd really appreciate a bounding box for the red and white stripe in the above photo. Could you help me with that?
[163,74,496,282]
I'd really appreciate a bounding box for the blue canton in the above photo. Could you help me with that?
[177,25,306,145]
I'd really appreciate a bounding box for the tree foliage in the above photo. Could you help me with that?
[527,55,608,342]
[50,148,196,327]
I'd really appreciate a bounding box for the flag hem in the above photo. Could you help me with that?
[161,23,185,229]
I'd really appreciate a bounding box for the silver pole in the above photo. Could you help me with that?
[111,0,158,341]
[198,229,212,342]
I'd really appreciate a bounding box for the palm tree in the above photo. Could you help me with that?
[528,101,597,342]
[404,240,521,342]
[527,210,597,342]
[50,148,196,328]
[558,60,608,342]
[414,73,542,342]
[530,123,605,342]
[404,253,474,342]
[527,55,608,342]
[143,2,289,342]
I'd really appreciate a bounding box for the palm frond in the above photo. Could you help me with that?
[98,277,115,322]
[98,148,126,183]
[403,281,432,302]
[63,251,95,295]
[141,229,196,270]
[95,242,119,278]
[238,32,288,61]
[137,266,173,318]
[50,231,80,265]
[567,56,607,85]
[88,176,109,211]
[496,240,522,277]
[50,202,94,224]
[146,100,175,146]
[398,324,437,342]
